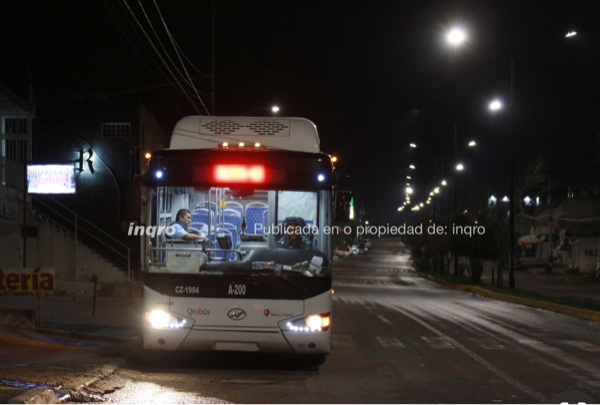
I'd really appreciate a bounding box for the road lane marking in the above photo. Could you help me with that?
[387,303,549,403]
[375,336,405,348]
[469,337,505,350]
[422,336,454,349]
[332,335,356,349]
[561,340,600,352]
[376,314,394,326]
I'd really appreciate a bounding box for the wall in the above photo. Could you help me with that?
[569,237,599,274]
[0,187,128,292]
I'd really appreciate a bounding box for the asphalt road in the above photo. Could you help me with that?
[2,238,599,403]
[87,238,599,404]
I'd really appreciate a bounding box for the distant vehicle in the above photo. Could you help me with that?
[358,238,371,249]
[352,242,368,255]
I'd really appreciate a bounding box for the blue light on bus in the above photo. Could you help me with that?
[155,170,163,179]
[317,174,325,182]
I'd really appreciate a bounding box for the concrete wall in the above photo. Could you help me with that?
[0,190,128,293]
[567,237,599,274]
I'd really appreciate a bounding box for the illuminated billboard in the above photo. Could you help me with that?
[27,164,76,194]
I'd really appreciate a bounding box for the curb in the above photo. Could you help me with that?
[10,388,59,404]
[34,326,142,346]
[10,362,122,404]
[418,272,600,323]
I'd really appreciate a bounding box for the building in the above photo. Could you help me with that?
[0,82,171,291]
[526,195,600,274]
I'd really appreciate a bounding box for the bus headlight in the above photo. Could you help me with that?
[284,313,330,332]
[145,310,187,329]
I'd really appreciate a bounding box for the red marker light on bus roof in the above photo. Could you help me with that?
[214,165,266,183]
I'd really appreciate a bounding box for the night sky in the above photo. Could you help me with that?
[2,1,599,225]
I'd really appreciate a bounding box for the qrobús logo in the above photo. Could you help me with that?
[0,268,55,293]
[187,307,210,316]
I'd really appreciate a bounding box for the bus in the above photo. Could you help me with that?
[140,116,334,366]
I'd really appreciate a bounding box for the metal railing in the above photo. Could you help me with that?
[31,195,132,281]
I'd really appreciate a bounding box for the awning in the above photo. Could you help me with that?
[518,235,540,245]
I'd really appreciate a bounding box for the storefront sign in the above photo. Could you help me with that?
[0,268,55,293]
[27,164,76,194]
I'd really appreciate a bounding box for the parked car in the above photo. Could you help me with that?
[358,238,371,249]
[352,242,368,255]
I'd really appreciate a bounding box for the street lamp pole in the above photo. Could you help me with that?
[453,123,459,276]
[509,59,515,288]
[454,123,458,213]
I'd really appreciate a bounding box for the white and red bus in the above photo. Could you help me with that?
[141,116,334,366]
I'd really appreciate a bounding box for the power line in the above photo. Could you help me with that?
[151,0,210,115]
[102,0,184,116]
[38,76,211,106]
[120,0,208,115]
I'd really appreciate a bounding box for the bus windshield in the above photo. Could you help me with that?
[144,186,332,277]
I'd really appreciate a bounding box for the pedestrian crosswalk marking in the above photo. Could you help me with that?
[375,336,405,348]
[334,334,510,351]
[332,334,356,349]
[469,337,505,350]
[421,336,454,349]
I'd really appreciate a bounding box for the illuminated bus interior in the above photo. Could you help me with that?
[146,186,332,275]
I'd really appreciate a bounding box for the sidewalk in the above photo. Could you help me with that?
[0,293,143,342]
[481,257,600,307]
[416,256,600,323]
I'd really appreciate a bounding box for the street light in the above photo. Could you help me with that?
[447,22,517,287]
[447,28,467,46]
[489,99,502,111]
[241,105,281,116]
[488,92,515,288]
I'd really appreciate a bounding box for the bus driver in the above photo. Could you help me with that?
[277,218,312,250]
[168,209,207,242]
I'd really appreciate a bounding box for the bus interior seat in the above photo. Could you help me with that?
[192,208,214,227]
[222,223,241,249]
[225,201,244,221]
[245,202,268,235]
[221,208,242,233]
